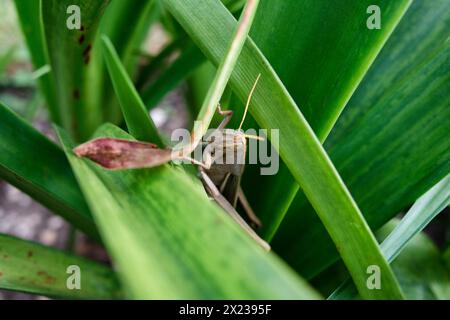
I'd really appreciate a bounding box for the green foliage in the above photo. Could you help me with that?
[0,0,447,300]
[240,0,412,239]
[329,174,450,299]
[163,0,404,300]
[0,234,121,299]
[13,0,59,123]
[0,102,97,239]
[101,36,162,145]
[57,125,320,299]
[378,221,450,300]
[97,0,161,123]
[273,0,450,279]
[41,0,110,141]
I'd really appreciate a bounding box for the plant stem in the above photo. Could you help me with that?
[180,0,260,156]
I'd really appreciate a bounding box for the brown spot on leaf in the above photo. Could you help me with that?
[37,271,55,284]
[73,89,80,100]
[2,254,8,259]
[80,26,85,32]
[83,44,92,57]
[78,34,85,44]
[27,251,33,258]
[82,44,92,65]
[0,272,3,277]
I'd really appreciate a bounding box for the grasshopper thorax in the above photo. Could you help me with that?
[202,128,247,202]
[203,128,247,167]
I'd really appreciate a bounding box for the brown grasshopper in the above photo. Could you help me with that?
[74,75,269,250]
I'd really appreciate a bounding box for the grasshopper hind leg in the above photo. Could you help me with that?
[199,168,270,251]
[237,186,262,229]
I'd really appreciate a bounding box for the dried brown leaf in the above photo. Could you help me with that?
[74,138,172,170]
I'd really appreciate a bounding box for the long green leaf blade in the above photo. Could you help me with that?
[0,102,97,239]
[274,0,450,278]
[13,0,60,124]
[98,0,161,123]
[101,35,163,145]
[0,234,121,299]
[381,175,450,261]
[138,1,247,109]
[99,0,158,75]
[329,174,450,299]
[0,46,16,77]
[58,124,320,299]
[378,221,450,299]
[444,247,450,273]
[141,43,204,110]
[162,0,403,299]
[188,0,260,151]
[42,0,109,141]
[238,0,411,239]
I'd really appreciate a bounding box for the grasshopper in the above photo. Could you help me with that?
[196,75,268,247]
[74,75,269,250]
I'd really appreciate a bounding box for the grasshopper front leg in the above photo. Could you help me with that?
[217,103,233,130]
[199,168,270,251]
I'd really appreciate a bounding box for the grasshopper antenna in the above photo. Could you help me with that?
[238,73,261,131]
[243,133,264,141]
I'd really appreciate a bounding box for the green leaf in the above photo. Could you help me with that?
[13,0,60,124]
[41,0,110,141]
[379,221,450,300]
[0,233,121,299]
[187,61,217,119]
[188,0,261,150]
[139,0,247,110]
[274,0,450,279]
[444,247,450,273]
[238,0,412,240]
[0,46,16,77]
[98,0,161,123]
[136,36,189,90]
[99,0,158,74]
[101,35,162,145]
[329,174,450,299]
[141,42,204,110]
[258,0,411,138]
[58,124,320,299]
[162,0,403,299]
[380,175,450,261]
[0,102,97,240]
